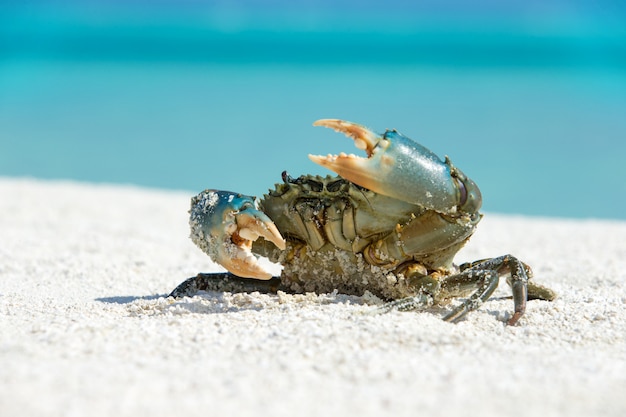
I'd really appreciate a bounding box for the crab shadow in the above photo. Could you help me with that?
[174,291,277,314]
[94,292,516,320]
[94,291,336,315]
[95,292,269,315]
[95,294,167,304]
[478,296,516,323]
[173,290,374,315]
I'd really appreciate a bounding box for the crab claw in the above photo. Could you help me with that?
[189,190,286,279]
[310,119,481,214]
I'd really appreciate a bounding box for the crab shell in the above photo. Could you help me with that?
[243,171,477,300]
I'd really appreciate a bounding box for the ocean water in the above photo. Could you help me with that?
[1,3,625,219]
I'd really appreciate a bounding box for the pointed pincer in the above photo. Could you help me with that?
[312,119,380,157]
[236,205,286,253]
[189,190,285,279]
[309,119,474,214]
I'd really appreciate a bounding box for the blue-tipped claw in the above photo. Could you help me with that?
[309,119,481,215]
[189,190,286,279]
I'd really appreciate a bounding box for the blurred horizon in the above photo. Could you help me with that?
[3,1,626,67]
[1,1,625,219]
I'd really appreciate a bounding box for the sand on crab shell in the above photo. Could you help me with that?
[1,177,625,417]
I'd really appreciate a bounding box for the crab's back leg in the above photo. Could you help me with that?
[459,257,557,302]
[381,267,500,322]
[449,255,555,324]
[439,269,501,323]
[385,255,556,325]
[169,273,287,298]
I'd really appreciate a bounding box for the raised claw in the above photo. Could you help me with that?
[189,190,286,279]
[310,119,481,215]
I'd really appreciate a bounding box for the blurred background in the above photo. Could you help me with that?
[1,0,625,219]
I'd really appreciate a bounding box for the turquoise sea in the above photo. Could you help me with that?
[1,2,625,219]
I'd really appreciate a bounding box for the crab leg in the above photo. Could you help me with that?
[439,270,501,323]
[189,190,286,279]
[382,255,555,325]
[310,119,481,215]
[169,273,286,298]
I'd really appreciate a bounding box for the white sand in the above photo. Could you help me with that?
[1,178,625,417]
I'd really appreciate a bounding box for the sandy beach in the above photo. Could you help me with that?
[1,177,625,417]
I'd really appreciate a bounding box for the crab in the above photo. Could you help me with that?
[170,119,556,325]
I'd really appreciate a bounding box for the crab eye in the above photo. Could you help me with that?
[281,171,295,183]
[326,178,347,192]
